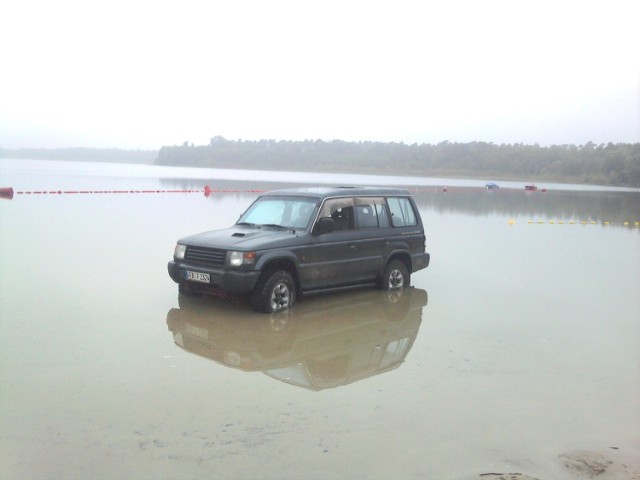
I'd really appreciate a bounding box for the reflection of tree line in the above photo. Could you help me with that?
[411,189,640,223]
[156,137,640,188]
[160,177,289,194]
[160,177,639,224]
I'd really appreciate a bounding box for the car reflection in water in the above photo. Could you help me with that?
[166,287,428,391]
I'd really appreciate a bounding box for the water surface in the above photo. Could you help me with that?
[1,160,638,479]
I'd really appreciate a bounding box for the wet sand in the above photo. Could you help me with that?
[460,447,640,479]
[1,161,639,479]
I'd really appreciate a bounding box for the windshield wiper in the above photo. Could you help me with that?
[261,223,295,232]
[236,222,258,227]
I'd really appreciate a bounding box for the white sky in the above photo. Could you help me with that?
[1,0,639,149]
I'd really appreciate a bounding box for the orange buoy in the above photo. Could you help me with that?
[204,185,212,198]
[0,187,14,200]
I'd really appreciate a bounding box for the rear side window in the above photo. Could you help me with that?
[387,197,417,227]
[354,197,389,229]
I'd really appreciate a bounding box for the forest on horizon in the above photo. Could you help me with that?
[2,138,639,187]
[156,137,640,188]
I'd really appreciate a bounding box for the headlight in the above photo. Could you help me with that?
[174,244,186,260]
[228,251,256,267]
[229,251,243,266]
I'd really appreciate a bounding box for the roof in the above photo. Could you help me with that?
[260,186,412,199]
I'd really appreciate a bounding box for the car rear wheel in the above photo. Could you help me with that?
[251,270,296,313]
[380,260,410,291]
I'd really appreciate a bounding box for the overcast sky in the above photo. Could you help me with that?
[1,0,638,149]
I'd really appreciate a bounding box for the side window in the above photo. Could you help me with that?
[354,197,389,229]
[318,198,355,231]
[387,197,417,227]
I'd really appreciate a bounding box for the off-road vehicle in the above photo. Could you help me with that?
[168,186,430,312]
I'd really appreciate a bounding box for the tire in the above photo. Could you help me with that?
[250,270,296,313]
[379,260,410,291]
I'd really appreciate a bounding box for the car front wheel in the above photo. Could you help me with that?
[251,270,296,313]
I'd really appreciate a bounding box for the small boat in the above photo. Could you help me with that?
[485,182,499,190]
[524,184,538,191]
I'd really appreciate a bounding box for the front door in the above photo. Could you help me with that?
[298,197,362,289]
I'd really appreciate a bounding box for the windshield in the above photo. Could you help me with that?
[238,196,317,230]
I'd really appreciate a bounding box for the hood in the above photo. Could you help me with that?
[179,225,303,250]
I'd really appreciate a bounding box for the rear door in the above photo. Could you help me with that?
[350,197,389,281]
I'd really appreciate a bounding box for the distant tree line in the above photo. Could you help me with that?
[0,148,157,164]
[156,137,640,187]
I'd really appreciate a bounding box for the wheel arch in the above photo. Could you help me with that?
[381,250,413,276]
[256,253,302,295]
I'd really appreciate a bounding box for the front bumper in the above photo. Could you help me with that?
[168,261,261,295]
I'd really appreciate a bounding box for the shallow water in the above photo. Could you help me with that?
[1,160,639,479]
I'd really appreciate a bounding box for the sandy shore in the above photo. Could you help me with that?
[466,447,640,480]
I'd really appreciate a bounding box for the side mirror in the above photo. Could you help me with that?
[313,217,334,235]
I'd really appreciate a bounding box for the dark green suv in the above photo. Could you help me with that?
[168,186,430,312]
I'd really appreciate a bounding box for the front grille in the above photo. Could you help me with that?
[185,246,226,265]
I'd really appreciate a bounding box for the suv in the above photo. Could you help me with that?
[168,187,430,312]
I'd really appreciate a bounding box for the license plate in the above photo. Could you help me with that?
[185,323,209,339]
[185,270,210,283]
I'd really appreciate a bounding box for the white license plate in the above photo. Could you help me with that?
[185,323,209,339]
[185,270,210,283]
